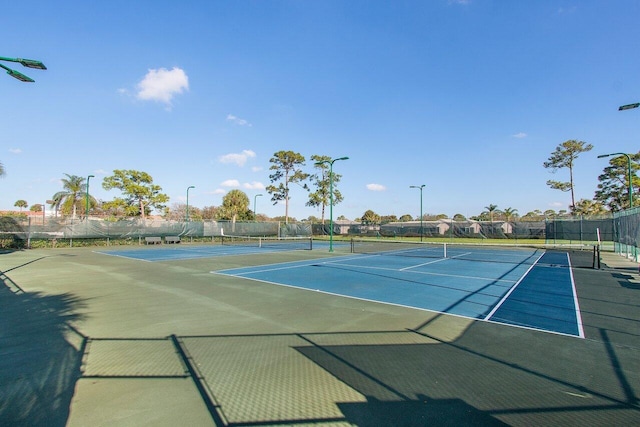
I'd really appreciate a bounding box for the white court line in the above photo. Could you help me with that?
[567,253,585,338]
[213,254,374,276]
[328,261,518,284]
[93,251,154,262]
[399,257,449,271]
[213,256,585,339]
[215,254,520,285]
[484,252,545,320]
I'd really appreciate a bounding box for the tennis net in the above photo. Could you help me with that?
[221,235,313,250]
[350,239,547,265]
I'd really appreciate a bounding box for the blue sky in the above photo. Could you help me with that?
[1,1,639,220]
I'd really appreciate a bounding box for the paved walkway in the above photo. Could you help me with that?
[600,250,640,272]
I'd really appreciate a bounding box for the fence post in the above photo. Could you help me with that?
[27,216,32,248]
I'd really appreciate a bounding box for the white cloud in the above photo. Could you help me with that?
[9,148,21,154]
[221,179,240,187]
[227,114,252,127]
[243,181,265,190]
[512,132,527,139]
[219,150,256,167]
[366,183,386,191]
[136,67,189,107]
[251,166,263,172]
[209,189,226,195]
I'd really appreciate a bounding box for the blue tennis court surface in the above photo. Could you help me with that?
[96,242,308,262]
[215,249,584,337]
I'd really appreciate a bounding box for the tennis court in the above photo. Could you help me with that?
[215,242,583,336]
[96,236,313,261]
[1,241,639,426]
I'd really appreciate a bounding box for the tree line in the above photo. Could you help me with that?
[7,151,347,224]
[4,142,640,223]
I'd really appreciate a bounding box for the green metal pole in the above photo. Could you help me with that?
[420,187,423,241]
[186,186,195,221]
[254,194,263,221]
[410,184,425,241]
[85,175,94,219]
[316,157,348,252]
[624,154,633,209]
[329,162,335,252]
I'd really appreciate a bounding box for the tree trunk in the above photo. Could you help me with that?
[140,200,146,220]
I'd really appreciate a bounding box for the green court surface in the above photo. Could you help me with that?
[1,244,639,426]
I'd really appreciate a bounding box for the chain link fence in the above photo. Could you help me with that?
[613,207,640,261]
[3,214,637,259]
[0,216,311,249]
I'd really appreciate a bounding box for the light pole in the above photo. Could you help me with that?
[0,56,46,82]
[315,156,349,252]
[46,200,55,218]
[410,184,426,241]
[85,175,95,219]
[186,186,195,221]
[254,194,263,221]
[598,153,634,209]
[619,102,639,111]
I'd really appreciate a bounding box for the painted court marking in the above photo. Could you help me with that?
[214,251,583,337]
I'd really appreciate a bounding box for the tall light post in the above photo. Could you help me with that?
[0,56,46,82]
[85,175,95,219]
[254,193,263,221]
[619,102,639,111]
[410,184,426,241]
[598,153,634,209]
[186,186,195,221]
[315,156,349,252]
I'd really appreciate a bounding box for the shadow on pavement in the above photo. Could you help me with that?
[0,269,86,426]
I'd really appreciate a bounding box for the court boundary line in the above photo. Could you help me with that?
[212,269,584,339]
[217,255,521,286]
[484,252,585,339]
[213,252,586,339]
[92,250,154,263]
[568,253,586,338]
[313,260,519,285]
[94,244,301,262]
[484,252,545,320]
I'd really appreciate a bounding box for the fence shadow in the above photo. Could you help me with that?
[0,271,86,426]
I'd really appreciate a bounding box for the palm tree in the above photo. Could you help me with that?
[220,189,250,232]
[484,204,499,222]
[51,174,87,220]
[14,200,28,211]
[0,161,5,177]
[502,207,518,223]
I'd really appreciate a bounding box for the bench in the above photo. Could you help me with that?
[145,236,162,245]
[164,236,181,244]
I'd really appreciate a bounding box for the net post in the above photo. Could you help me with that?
[258,237,262,248]
[443,242,447,258]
